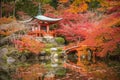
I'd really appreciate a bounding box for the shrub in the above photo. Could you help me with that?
[55,37,65,45]
[44,48,51,54]
[0,17,13,25]
[13,36,45,54]
[45,43,55,48]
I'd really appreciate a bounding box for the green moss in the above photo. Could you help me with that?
[44,49,51,54]
[57,48,62,52]
[45,43,55,48]
[55,37,65,45]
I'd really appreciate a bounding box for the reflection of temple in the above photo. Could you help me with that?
[28,4,62,37]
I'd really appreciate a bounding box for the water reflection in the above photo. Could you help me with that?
[7,54,67,80]
[1,51,120,80]
[67,51,78,64]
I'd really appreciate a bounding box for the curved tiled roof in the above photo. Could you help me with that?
[34,15,62,22]
[18,15,62,23]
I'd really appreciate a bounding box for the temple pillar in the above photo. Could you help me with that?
[47,25,49,33]
[38,24,41,31]
[35,27,38,31]
[32,27,34,31]
[37,24,41,37]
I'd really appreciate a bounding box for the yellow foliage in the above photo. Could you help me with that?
[59,0,68,3]
[0,17,16,36]
[0,17,14,25]
[68,2,88,13]
[78,2,88,12]
[97,0,120,11]
[0,26,20,36]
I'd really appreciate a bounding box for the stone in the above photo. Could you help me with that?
[40,56,45,60]
[51,63,58,67]
[45,72,55,78]
[7,57,15,64]
[0,48,8,58]
[43,35,55,43]
[45,56,50,60]
[44,35,53,39]
[20,55,27,62]
[51,48,57,51]
[40,51,46,55]
[35,37,43,42]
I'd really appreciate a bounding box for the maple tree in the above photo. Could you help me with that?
[0,0,119,58]
[67,1,88,13]
[56,11,95,42]
[98,0,120,12]
[43,4,56,15]
[0,19,26,36]
[56,1,120,57]
[79,12,120,57]
[64,0,100,13]
[13,36,45,54]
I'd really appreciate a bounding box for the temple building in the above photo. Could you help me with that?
[28,4,62,37]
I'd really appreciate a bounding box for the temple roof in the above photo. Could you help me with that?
[35,3,62,22]
[34,15,62,22]
[18,3,62,23]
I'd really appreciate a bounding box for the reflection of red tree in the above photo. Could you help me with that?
[13,64,47,80]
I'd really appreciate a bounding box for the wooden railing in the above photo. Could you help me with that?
[28,30,56,37]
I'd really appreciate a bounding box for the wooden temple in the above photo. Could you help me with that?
[28,4,62,37]
[28,15,62,37]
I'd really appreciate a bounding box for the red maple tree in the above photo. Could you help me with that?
[56,12,95,42]
[13,35,45,54]
[80,12,120,57]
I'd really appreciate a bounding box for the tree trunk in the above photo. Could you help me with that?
[13,0,16,17]
[0,1,1,17]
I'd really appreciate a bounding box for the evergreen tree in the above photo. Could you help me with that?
[50,0,58,9]
[16,0,38,17]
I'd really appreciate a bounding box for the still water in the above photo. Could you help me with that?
[0,52,68,80]
[0,52,120,80]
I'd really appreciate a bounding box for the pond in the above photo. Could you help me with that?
[0,50,68,80]
[0,51,120,80]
